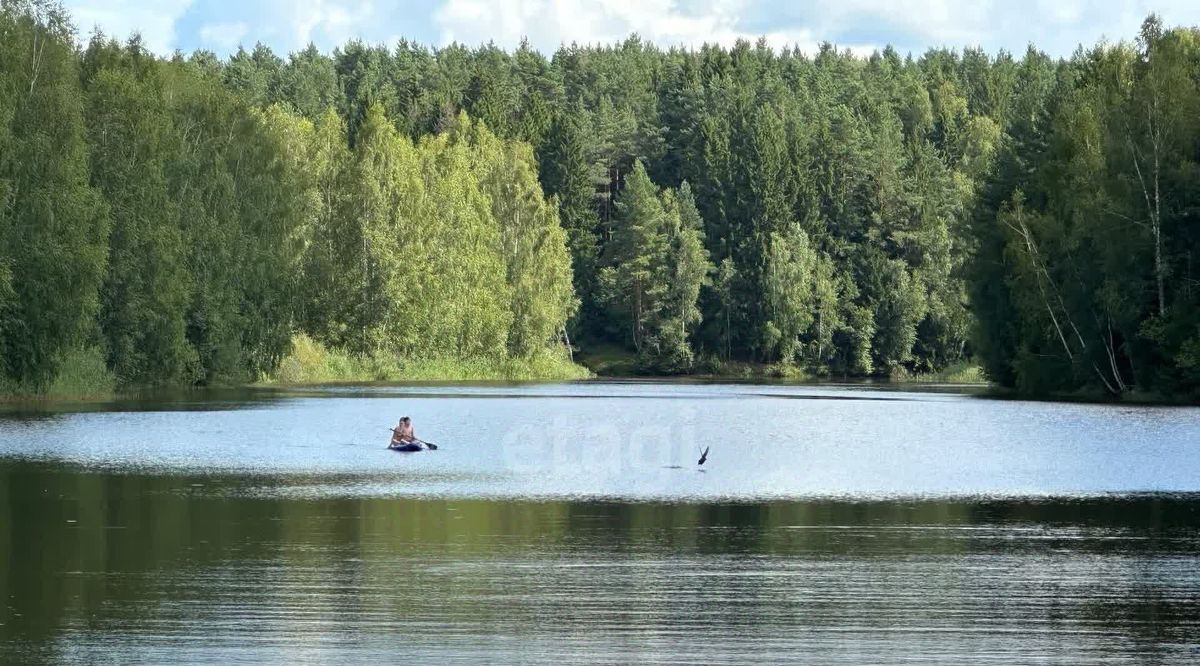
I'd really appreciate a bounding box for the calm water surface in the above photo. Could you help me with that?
[1,381,1198,663]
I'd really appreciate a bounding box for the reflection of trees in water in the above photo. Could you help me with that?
[2,463,1198,662]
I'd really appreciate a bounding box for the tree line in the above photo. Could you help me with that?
[1,0,1197,398]
[0,0,575,390]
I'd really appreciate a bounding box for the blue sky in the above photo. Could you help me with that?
[64,1,1200,59]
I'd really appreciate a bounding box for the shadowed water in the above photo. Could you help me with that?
[1,382,1198,663]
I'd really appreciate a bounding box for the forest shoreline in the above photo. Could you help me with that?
[2,4,1198,404]
[5,362,1196,406]
[10,337,1193,405]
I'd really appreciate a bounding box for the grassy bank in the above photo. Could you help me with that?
[8,338,1191,404]
[577,344,990,384]
[259,334,592,385]
[576,343,806,380]
[889,361,987,385]
[577,348,1195,403]
[0,336,590,403]
[0,347,117,402]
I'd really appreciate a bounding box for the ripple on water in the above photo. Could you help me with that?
[2,383,1199,664]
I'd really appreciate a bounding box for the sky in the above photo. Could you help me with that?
[63,0,1200,59]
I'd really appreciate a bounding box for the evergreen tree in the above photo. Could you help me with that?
[539,106,600,320]
[276,44,344,121]
[2,2,1198,396]
[598,160,670,353]
[599,162,710,369]
[223,43,281,108]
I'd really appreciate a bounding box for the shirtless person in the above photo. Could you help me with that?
[389,416,418,448]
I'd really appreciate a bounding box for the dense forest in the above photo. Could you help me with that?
[1,0,1198,399]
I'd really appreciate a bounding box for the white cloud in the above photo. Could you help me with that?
[279,0,378,51]
[198,21,249,51]
[61,0,1200,59]
[433,0,1200,57]
[819,0,993,46]
[66,0,194,53]
[433,0,839,52]
[773,0,1200,55]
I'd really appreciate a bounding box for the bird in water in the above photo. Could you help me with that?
[697,446,709,466]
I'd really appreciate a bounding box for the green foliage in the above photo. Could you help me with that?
[3,2,1200,400]
[84,45,195,386]
[968,18,1200,398]
[598,162,712,371]
[658,183,711,371]
[468,118,577,357]
[762,224,817,364]
[0,4,584,395]
[213,31,995,381]
[43,345,116,398]
[0,1,109,388]
[539,107,600,318]
[274,44,344,121]
[0,345,115,400]
[265,334,589,384]
[296,108,356,345]
[294,104,577,374]
[891,360,985,385]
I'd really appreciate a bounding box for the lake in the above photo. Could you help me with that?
[1,381,1199,663]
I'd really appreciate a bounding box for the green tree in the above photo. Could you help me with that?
[655,182,711,370]
[275,44,344,120]
[599,162,709,369]
[0,1,109,386]
[298,109,355,344]
[598,161,667,352]
[468,117,577,357]
[224,43,282,108]
[539,106,600,319]
[84,45,194,385]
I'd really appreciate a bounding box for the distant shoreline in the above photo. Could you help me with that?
[6,348,1199,406]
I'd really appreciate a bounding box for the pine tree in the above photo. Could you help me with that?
[598,160,670,353]
[539,106,600,317]
[275,44,344,121]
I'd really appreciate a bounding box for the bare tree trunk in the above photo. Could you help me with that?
[562,326,573,361]
[1005,207,1125,396]
[1104,321,1128,393]
[1006,214,1073,360]
[28,28,44,98]
[1128,101,1167,318]
[632,276,642,353]
[1153,218,1165,316]
[816,310,824,363]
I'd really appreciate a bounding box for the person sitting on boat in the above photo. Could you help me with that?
[389,416,418,449]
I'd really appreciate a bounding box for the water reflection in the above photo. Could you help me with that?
[1,382,1197,499]
[2,382,1199,663]
[2,463,1200,664]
